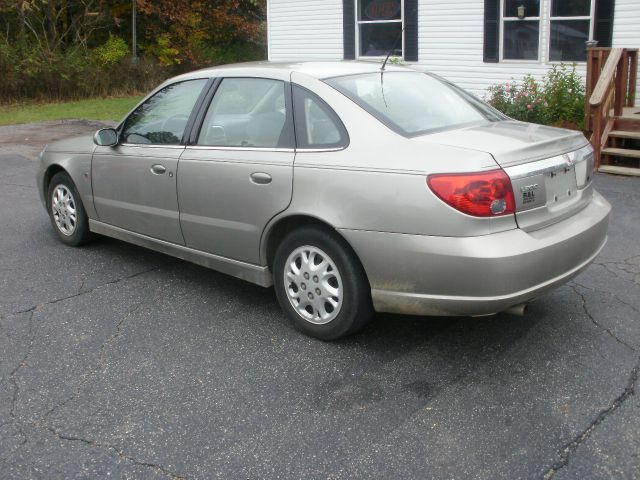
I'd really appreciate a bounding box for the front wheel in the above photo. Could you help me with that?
[47,172,92,246]
[273,226,373,340]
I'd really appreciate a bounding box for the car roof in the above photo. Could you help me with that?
[172,60,414,83]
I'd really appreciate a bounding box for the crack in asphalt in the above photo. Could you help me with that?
[594,257,640,286]
[568,284,637,352]
[40,301,146,424]
[41,425,185,479]
[1,310,36,446]
[0,267,158,459]
[1,183,36,190]
[1,267,158,319]
[0,266,177,479]
[542,357,640,479]
[572,274,640,318]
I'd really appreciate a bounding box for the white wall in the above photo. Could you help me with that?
[611,0,640,105]
[612,0,640,48]
[268,0,344,60]
[267,0,640,102]
[418,0,558,97]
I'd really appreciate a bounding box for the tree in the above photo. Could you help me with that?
[136,0,266,65]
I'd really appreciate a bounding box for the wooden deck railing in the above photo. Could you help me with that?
[585,47,638,166]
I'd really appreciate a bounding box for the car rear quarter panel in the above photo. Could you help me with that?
[276,73,518,241]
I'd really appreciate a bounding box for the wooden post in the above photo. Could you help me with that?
[614,51,628,116]
[592,105,602,168]
[628,50,638,107]
[585,49,594,131]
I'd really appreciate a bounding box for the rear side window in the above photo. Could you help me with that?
[197,77,294,149]
[293,86,348,149]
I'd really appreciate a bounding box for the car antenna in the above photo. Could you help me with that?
[381,26,403,108]
[381,26,404,71]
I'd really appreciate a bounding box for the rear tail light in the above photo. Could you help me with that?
[427,170,516,217]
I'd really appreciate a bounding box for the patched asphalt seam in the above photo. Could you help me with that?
[542,357,640,479]
[569,283,637,352]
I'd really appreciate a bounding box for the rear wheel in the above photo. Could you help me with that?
[273,226,373,340]
[47,172,92,246]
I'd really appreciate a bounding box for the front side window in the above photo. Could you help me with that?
[197,78,293,148]
[549,0,591,61]
[502,0,541,60]
[326,72,503,137]
[122,79,207,145]
[357,0,403,57]
[293,86,348,149]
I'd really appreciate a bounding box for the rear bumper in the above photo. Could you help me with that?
[339,190,611,316]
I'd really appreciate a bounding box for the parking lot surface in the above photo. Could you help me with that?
[1,121,639,479]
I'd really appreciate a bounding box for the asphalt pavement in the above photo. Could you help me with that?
[1,121,639,479]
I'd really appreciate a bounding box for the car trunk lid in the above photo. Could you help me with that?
[418,121,595,231]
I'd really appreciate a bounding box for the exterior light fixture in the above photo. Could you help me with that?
[517,4,526,19]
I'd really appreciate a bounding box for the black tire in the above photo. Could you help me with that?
[273,225,373,340]
[47,172,93,246]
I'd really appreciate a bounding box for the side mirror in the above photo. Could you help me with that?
[93,128,119,147]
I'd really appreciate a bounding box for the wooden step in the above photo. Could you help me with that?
[614,118,640,131]
[599,165,640,177]
[601,147,640,159]
[608,130,640,140]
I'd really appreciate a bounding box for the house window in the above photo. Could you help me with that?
[501,0,540,60]
[549,0,592,61]
[485,0,610,64]
[356,0,403,57]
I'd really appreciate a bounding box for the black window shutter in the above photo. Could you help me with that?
[483,0,500,63]
[404,0,419,62]
[343,0,356,59]
[593,0,615,47]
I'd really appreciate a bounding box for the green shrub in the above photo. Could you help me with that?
[542,64,585,129]
[0,35,265,103]
[144,34,182,66]
[191,41,265,66]
[93,35,130,67]
[485,64,585,130]
[0,45,169,103]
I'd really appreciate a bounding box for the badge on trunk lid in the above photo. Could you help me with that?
[520,183,540,204]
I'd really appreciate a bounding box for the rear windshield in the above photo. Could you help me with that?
[325,71,504,137]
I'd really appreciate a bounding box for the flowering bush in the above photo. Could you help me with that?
[485,64,585,130]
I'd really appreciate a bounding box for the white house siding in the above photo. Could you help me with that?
[268,0,344,60]
[418,0,557,98]
[612,0,640,103]
[267,0,640,102]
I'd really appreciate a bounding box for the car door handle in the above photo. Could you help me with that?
[250,172,272,185]
[150,164,166,175]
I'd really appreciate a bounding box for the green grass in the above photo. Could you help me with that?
[0,96,144,126]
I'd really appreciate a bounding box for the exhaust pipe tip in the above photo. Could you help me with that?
[504,303,529,316]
